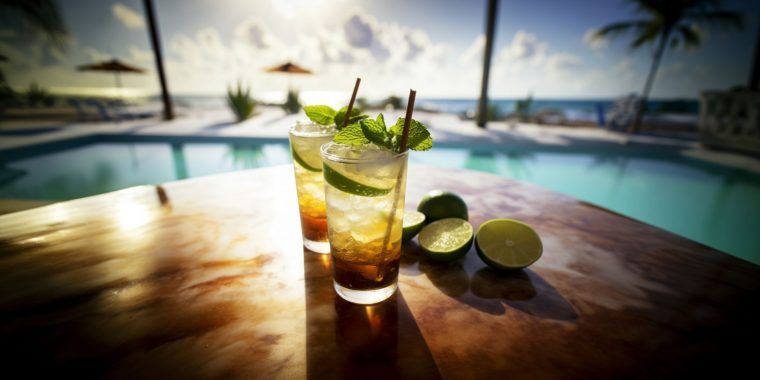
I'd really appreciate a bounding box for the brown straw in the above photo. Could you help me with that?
[343,78,362,129]
[399,90,416,152]
[376,89,416,281]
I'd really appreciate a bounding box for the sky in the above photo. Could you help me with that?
[1,0,759,101]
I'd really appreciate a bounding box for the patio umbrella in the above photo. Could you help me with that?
[77,58,146,98]
[265,61,312,75]
[265,61,313,90]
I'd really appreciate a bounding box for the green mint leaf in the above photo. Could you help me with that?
[334,106,368,129]
[410,135,432,151]
[360,119,390,148]
[390,118,404,137]
[390,118,433,151]
[407,119,432,151]
[304,105,337,125]
[334,123,370,145]
[376,113,385,129]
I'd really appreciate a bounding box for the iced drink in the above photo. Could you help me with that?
[320,142,408,304]
[289,123,336,253]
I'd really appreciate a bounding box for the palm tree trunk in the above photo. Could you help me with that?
[477,0,498,128]
[631,29,671,133]
[143,0,174,120]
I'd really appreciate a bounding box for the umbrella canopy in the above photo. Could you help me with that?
[77,59,145,74]
[265,61,312,75]
[77,59,146,99]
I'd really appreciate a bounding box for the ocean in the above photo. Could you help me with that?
[165,95,699,123]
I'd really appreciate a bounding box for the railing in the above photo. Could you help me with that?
[699,91,760,155]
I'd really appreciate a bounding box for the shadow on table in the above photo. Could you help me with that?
[402,240,577,322]
[303,249,440,380]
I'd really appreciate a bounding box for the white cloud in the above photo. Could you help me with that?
[49,47,66,63]
[583,28,607,49]
[498,31,547,64]
[547,53,582,73]
[459,35,484,65]
[344,14,375,48]
[235,19,281,50]
[112,3,145,30]
[129,46,153,64]
[84,47,111,62]
[612,57,635,77]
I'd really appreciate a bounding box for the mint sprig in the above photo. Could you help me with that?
[334,112,432,153]
[303,105,368,129]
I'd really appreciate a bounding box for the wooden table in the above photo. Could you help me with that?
[0,165,757,379]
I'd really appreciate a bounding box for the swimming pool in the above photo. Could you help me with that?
[1,139,758,264]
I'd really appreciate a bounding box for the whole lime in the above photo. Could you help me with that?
[417,190,468,223]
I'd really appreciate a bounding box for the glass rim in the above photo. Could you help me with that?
[288,122,337,138]
[320,141,409,164]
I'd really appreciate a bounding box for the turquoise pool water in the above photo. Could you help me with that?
[1,141,758,264]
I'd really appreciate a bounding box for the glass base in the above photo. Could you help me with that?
[334,280,397,304]
[304,238,330,254]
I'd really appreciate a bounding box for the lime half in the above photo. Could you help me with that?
[417,190,468,223]
[475,219,542,271]
[418,218,473,262]
[402,210,426,242]
[323,164,393,197]
[291,146,321,172]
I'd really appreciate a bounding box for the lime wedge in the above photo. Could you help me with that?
[323,164,393,197]
[475,219,542,271]
[417,190,468,223]
[402,210,426,242]
[418,218,473,262]
[291,146,321,172]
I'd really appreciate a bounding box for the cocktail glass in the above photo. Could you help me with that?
[289,122,336,253]
[320,142,409,304]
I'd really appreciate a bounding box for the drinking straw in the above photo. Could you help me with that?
[377,89,416,280]
[343,78,361,129]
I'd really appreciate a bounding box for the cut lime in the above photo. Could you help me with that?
[417,190,468,223]
[418,218,473,262]
[323,164,393,197]
[291,146,321,172]
[475,219,542,271]
[402,210,426,242]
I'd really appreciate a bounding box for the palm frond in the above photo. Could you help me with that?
[676,25,701,49]
[685,11,743,30]
[627,0,665,16]
[0,0,70,48]
[593,20,650,40]
[630,20,663,48]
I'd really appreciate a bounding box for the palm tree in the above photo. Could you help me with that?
[0,0,70,48]
[0,0,70,89]
[593,0,742,133]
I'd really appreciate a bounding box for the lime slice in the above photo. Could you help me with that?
[291,146,321,172]
[323,164,393,197]
[418,218,473,262]
[475,219,542,271]
[402,210,426,242]
[417,190,468,223]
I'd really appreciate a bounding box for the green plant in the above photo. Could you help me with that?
[383,95,402,110]
[26,82,54,107]
[282,88,301,114]
[592,0,742,133]
[514,94,533,122]
[227,81,255,122]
